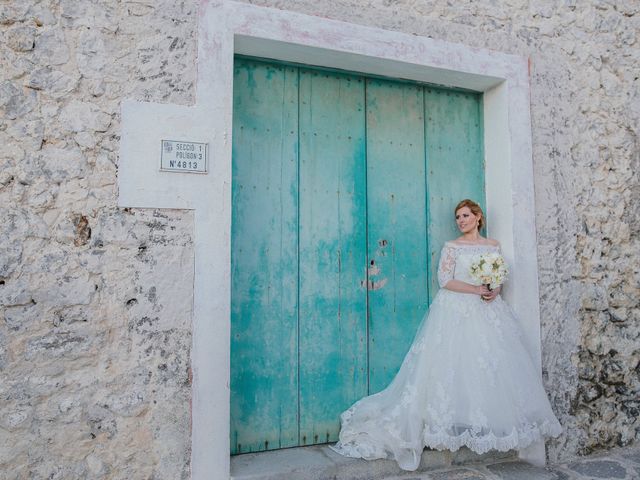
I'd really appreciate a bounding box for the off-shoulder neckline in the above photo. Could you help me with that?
[445,240,499,248]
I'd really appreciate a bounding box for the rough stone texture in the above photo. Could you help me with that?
[0,1,197,479]
[232,444,513,480]
[486,461,569,480]
[430,468,487,480]
[0,205,195,480]
[379,444,640,479]
[566,459,628,478]
[0,0,638,477]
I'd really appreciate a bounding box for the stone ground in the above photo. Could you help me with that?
[231,443,640,480]
[381,445,640,480]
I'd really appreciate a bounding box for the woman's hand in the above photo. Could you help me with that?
[444,280,497,297]
[481,285,501,302]
[475,285,491,297]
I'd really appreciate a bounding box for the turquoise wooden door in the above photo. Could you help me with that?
[231,57,484,455]
[298,69,368,446]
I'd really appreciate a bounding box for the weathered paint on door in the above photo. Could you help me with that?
[366,78,430,394]
[298,69,369,447]
[231,57,485,454]
[230,62,299,453]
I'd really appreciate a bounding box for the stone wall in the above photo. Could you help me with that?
[0,1,197,478]
[1,0,638,478]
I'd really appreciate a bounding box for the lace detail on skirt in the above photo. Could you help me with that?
[330,418,562,470]
[422,419,563,455]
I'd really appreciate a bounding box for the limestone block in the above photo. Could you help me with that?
[33,29,70,66]
[76,30,108,78]
[3,302,38,333]
[0,163,15,198]
[600,357,626,385]
[0,332,7,372]
[25,67,79,99]
[529,1,554,19]
[0,208,47,278]
[151,406,191,478]
[608,307,627,323]
[31,3,55,24]
[25,180,57,210]
[25,328,103,361]
[0,3,30,25]
[104,390,149,417]
[85,403,118,440]
[621,399,639,418]
[52,304,91,327]
[84,453,106,476]
[0,278,33,308]
[125,1,155,16]
[73,131,97,149]
[0,405,33,431]
[0,240,22,279]
[30,271,95,306]
[583,330,605,355]
[5,118,44,152]
[4,24,36,52]
[0,80,37,120]
[60,0,117,32]
[575,357,596,382]
[135,35,172,79]
[58,100,112,133]
[580,285,608,311]
[0,47,34,79]
[38,146,86,184]
[87,79,106,97]
[579,382,603,403]
[607,285,637,309]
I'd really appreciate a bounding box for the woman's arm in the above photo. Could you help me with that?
[437,243,490,297]
[444,279,491,296]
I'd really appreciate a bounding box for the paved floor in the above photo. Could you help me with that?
[231,443,640,480]
[380,444,640,480]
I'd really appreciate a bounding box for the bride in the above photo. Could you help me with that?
[329,199,563,471]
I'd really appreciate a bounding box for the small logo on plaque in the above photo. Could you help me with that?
[160,140,208,174]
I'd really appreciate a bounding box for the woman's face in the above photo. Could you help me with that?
[455,206,480,234]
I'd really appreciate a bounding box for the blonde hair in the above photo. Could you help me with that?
[454,199,485,230]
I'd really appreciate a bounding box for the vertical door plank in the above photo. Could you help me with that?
[425,89,485,302]
[231,59,299,454]
[366,79,429,394]
[298,69,368,444]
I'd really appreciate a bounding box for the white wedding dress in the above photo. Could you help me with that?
[329,241,563,471]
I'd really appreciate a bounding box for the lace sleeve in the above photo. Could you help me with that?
[437,244,457,288]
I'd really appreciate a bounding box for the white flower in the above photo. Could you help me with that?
[469,253,509,289]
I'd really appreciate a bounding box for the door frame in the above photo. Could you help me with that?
[118,1,544,477]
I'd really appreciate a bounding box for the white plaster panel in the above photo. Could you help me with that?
[119,100,214,210]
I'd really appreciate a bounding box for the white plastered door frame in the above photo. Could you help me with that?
[118,1,545,478]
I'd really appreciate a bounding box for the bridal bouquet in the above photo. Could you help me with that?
[469,252,509,291]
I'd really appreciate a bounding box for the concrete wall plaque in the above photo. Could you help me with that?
[160,140,208,173]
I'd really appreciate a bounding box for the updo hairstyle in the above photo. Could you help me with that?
[454,199,485,231]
